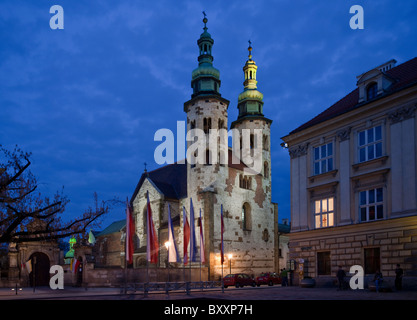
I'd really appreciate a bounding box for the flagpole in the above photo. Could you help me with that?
[221,260,224,293]
[221,204,224,293]
[124,197,128,294]
[199,209,202,291]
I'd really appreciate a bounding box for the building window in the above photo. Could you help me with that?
[203,117,211,134]
[263,135,269,151]
[364,248,380,274]
[313,143,333,175]
[360,188,383,222]
[250,134,255,149]
[358,125,382,163]
[242,202,251,231]
[314,197,334,228]
[263,161,269,178]
[367,82,378,100]
[205,149,212,166]
[239,175,251,190]
[190,120,196,129]
[317,251,331,275]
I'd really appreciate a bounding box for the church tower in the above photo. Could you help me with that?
[231,42,272,192]
[184,13,230,194]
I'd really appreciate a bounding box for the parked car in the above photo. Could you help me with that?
[223,273,256,288]
[256,272,282,286]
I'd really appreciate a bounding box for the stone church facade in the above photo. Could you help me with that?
[130,17,279,280]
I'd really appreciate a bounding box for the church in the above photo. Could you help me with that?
[129,15,279,281]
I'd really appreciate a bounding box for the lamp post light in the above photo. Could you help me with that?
[228,254,233,275]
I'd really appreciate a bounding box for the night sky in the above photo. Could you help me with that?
[1,0,417,229]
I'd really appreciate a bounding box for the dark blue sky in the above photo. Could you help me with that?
[1,0,417,229]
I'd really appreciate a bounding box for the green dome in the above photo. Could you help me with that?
[192,65,220,80]
[238,89,263,102]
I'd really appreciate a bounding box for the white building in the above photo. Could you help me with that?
[282,57,417,288]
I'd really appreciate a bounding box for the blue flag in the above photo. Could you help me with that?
[189,198,198,262]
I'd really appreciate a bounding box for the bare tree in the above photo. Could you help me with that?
[0,145,121,244]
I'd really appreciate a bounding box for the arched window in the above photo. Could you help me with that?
[203,117,211,134]
[205,149,211,166]
[264,161,269,178]
[367,82,378,100]
[263,135,269,151]
[242,203,251,231]
[239,175,252,190]
[191,150,197,168]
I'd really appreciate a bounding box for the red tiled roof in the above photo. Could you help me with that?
[290,56,417,134]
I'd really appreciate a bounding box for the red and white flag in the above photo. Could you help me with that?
[146,191,159,264]
[72,258,80,273]
[126,198,135,265]
[183,206,190,265]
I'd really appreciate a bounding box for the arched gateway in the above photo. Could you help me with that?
[29,252,50,287]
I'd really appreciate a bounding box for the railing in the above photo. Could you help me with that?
[123,281,223,295]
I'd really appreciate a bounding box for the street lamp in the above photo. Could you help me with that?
[228,254,233,275]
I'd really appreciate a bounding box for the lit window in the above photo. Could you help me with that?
[314,197,334,228]
[313,143,333,175]
[358,125,382,162]
[360,188,383,222]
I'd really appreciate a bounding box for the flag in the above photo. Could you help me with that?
[199,208,206,264]
[167,204,180,263]
[146,191,159,264]
[25,259,32,273]
[88,229,96,245]
[183,206,190,265]
[71,258,80,273]
[189,198,198,262]
[126,198,135,265]
[220,204,225,264]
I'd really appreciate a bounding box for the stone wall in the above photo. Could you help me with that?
[66,264,209,287]
[289,216,417,288]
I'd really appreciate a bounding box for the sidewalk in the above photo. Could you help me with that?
[0,284,416,300]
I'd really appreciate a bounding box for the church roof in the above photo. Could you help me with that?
[95,219,126,237]
[131,162,188,203]
[288,56,417,135]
